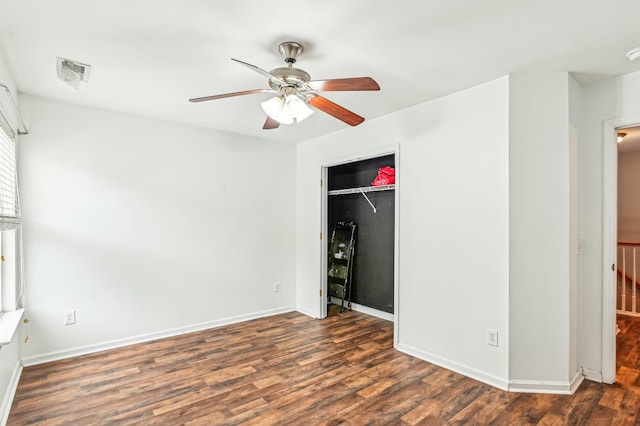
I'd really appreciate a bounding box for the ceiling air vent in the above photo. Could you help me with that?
[56,57,91,89]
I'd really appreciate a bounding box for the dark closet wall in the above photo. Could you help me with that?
[327,155,395,313]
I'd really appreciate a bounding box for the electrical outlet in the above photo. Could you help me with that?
[273,281,281,293]
[64,310,76,325]
[487,329,498,347]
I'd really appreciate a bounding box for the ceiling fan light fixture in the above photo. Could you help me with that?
[261,94,313,125]
[618,132,627,143]
[283,94,314,121]
[261,96,294,125]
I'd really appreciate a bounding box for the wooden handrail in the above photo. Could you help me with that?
[618,241,640,246]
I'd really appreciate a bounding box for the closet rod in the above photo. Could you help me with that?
[0,83,28,135]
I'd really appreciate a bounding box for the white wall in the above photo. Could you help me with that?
[297,77,511,388]
[17,95,297,362]
[0,48,22,424]
[618,151,640,241]
[508,73,579,389]
[581,70,640,378]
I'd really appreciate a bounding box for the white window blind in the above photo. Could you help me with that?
[0,110,20,231]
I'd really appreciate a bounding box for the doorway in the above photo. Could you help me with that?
[603,120,640,383]
[613,125,640,386]
[319,148,400,345]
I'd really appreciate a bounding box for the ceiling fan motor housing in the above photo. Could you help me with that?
[268,67,311,90]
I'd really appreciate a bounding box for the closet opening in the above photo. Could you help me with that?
[321,153,397,326]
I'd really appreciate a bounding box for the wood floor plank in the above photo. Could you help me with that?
[7,311,640,425]
[598,383,625,409]
[445,387,515,425]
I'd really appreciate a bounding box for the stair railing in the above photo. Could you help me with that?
[618,242,640,316]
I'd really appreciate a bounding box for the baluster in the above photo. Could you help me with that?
[634,247,638,314]
[622,246,627,312]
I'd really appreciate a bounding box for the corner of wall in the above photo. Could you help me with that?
[508,72,574,384]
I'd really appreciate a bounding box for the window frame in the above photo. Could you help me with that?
[0,104,24,344]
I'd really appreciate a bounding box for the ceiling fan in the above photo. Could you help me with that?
[188,41,380,130]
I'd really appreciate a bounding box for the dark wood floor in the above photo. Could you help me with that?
[7,308,640,425]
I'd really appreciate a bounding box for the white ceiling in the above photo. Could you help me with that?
[1,0,640,143]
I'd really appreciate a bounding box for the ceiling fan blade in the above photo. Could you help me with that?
[188,89,274,102]
[263,116,280,130]
[231,58,287,86]
[307,95,365,127]
[308,77,380,92]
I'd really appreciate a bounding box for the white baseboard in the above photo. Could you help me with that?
[507,368,583,394]
[570,369,585,393]
[329,299,394,322]
[582,367,603,383]
[21,306,295,367]
[295,304,318,319]
[398,343,584,395]
[0,360,22,426]
[396,343,509,391]
[508,379,574,394]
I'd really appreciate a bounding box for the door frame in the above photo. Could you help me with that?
[320,145,400,347]
[602,117,640,383]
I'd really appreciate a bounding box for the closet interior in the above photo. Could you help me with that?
[326,154,396,316]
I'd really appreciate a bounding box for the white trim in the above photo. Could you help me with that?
[508,369,583,395]
[570,369,585,393]
[602,119,618,384]
[393,147,400,348]
[328,300,394,322]
[1,231,19,313]
[296,305,318,319]
[582,367,603,383]
[397,342,510,392]
[0,308,24,345]
[617,309,640,318]
[399,343,582,395]
[602,117,640,384]
[0,359,22,425]
[321,144,401,170]
[21,306,294,366]
[320,166,328,320]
